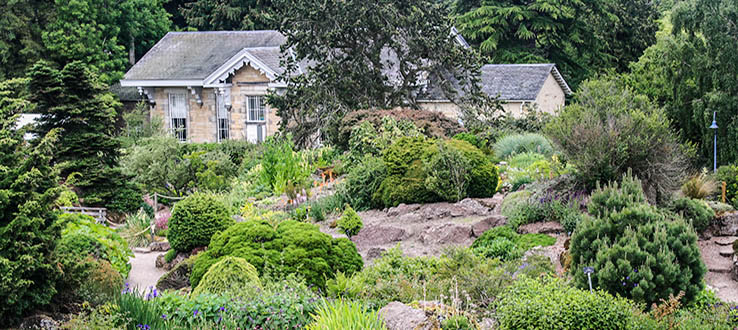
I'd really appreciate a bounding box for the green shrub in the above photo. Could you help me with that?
[471,226,555,261]
[441,315,473,330]
[58,213,133,277]
[119,209,153,248]
[496,276,636,330]
[588,170,647,218]
[504,190,585,233]
[306,299,386,330]
[55,189,79,207]
[76,259,124,306]
[164,249,177,263]
[669,197,715,233]
[339,155,387,210]
[383,136,436,176]
[168,192,234,253]
[570,204,706,306]
[546,78,691,202]
[444,139,499,198]
[707,200,735,215]
[505,152,546,169]
[192,256,260,297]
[375,176,436,207]
[107,182,144,213]
[453,132,487,151]
[424,141,472,202]
[191,220,363,290]
[500,190,532,217]
[337,205,363,238]
[493,133,553,159]
[346,117,422,164]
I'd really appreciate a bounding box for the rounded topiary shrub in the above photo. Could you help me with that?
[168,192,234,253]
[570,205,706,306]
[445,139,498,198]
[192,256,260,297]
[669,197,715,233]
[191,220,363,290]
[496,276,635,330]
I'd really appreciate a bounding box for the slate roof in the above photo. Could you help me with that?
[479,64,571,101]
[124,31,285,81]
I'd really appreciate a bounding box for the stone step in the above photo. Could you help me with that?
[132,247,152,253]
[714,236,738,246]
[719,248,735,258]
[709,265,733,274]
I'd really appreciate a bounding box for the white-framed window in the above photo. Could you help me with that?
[247,96,266,122]
[168,93,187,141]
[216,94,230,141]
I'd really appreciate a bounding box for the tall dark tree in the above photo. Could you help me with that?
[29,61,138,211]
[164,0,195,29]
[270,0,497,147]
[181,0,278,31]
[0,78,62,326]
[0,0,54,79]
[455,0,659,87]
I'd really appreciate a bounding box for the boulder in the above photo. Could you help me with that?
[419,223,472,245]
[149,241,170,252]
[733,255,738,282]
[711,212,738,236]
[471,215,507,237]
[156,252,187,271]
[455,198,491,215]
[714,236,738,246]
[387,203,421,217]
[379,302,433,330]
[19,314,58,330]
[156,256,196,291]
[517,221,565,235]
[366,247,386,260]
[352,225,410,247]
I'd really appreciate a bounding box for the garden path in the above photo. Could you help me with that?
[699,237,738,303]
[127,251,166,293]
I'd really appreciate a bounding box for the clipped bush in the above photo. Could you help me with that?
[383,136,436,176]
[374,176,436,207]
[493,133,553,159]
[337,205,363,238]
[669,197,715,233]
[339,156,387,210]
[346,117,422,164]
[570,203,706,306]
[168,192,234,253]
[496,276,636,330]
[192,256,260,297]
[306,299,386,330]
[191,220,363,290]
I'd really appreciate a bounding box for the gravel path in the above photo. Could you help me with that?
[127,251,166,293]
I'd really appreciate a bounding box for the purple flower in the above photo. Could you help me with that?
[633,269,638,273]
[193,309,199,317]
[622,282,626,286]
[220,306,225,312]
[634,283,638,287]
[161,314,167,319]
[626,276,630,280]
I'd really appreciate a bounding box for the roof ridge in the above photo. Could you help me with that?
[166,30,280,34]
[483,63,554,67]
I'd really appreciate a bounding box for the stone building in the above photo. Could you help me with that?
[120,30,571,143]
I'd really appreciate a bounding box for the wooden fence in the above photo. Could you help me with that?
[60,206,107,224]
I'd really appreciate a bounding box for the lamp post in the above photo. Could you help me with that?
[710,112,718,173]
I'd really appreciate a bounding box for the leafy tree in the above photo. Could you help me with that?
[118,0,172,64]
[29,61,137,210]
[182,0,278,31]
[628,0,738,165]
[269,0,496,147]
[0,78,63,326]
[164,0,194,29]
[0,0,53,79]
[455,0,659,87]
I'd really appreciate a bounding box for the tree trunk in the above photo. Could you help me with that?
[129,34,136,65]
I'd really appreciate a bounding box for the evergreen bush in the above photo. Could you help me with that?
[496,276,636,330]
[168,193,234,253]
[570,204,706,306]
[587,170,647,218]
[191,220,362,290]
[493,133,553,159]
[669,197,715,233]
[337,205,363,238]
[445,139,499,198]
[192,256,261,297]
[339,156,387,210]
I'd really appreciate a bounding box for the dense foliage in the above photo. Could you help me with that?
[58,213,133,278]
[306,299,386,330]
[168,192,234,253]
[191,219,363,289]
[191,256,261,297]
[0,79,62,325]
[571,174,706,306]
[337,205,363,238]
[471,226,555,261]
[669,197,715,233]
[496,276,637,330]
[30,61,140,212]
[546,78,692,202]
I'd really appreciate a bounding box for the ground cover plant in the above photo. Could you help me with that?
[471,226,556,261]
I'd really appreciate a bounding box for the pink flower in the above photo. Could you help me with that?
[155,210,171,230]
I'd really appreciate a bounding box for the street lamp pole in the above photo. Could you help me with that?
[710,111,718,173]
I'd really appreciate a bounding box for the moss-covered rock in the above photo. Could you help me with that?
[156,255,198,291]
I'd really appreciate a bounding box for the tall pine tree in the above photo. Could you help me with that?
[0,78,62,326]
[29,61,140,212]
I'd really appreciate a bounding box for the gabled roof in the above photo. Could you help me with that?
[122,31,285,86]
[480,64,572,101]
